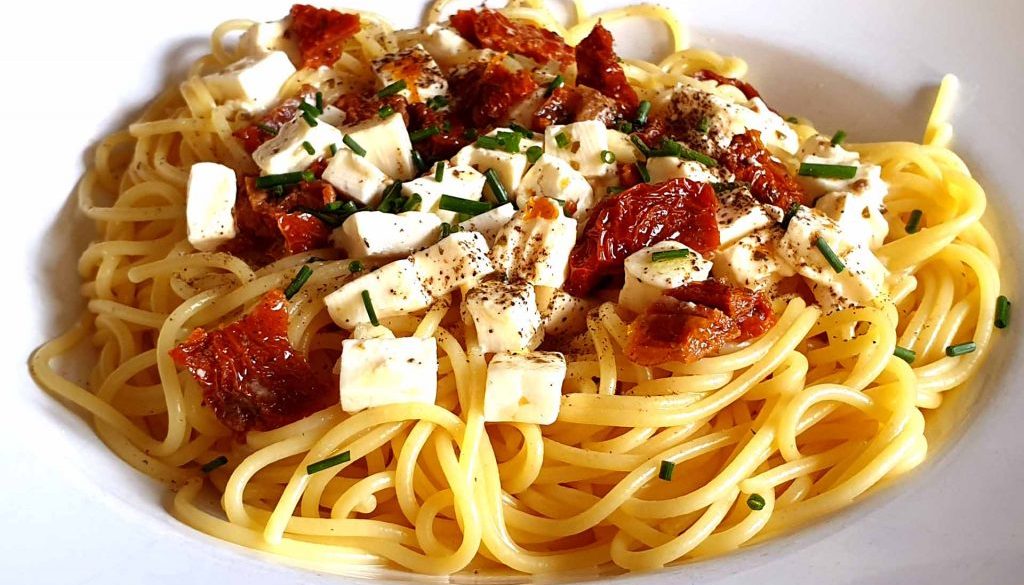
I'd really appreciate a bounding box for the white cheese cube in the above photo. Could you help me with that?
[712,227,794,292]
[372,44,448,104]
[402,164,486,222]
[331,211,442,260]
[463,280,543,354]
[342,114,416,180]
[322,148,392,206]
[339,337,438,413]
[253,115,344,175]
[515,154,595,219]
[716,187,782,247]
[185,162,238,252]
[543,121,613,177]
[606,129,642,164]
[618,241,712,314]
[458,203,516,244]
[645,157,724,185]
[816,191,889,250]
[796,135,887,202]
[319,105,348,127]
[325,259,433,329]
[776,207,888,312]
[491,199,578,288]
[238,19,299,63]
[202,51,296,112]
[420,24,475,70]
[410,231,495,298]
[483,351,566,425]
[535,286,595,338]
[451,128,540,197]
[668,83,798,155]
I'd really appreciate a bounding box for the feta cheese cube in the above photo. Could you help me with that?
[491,198,578,288]
[458,203,516,244]
[238,19,299,63]
[451,128,540,196]
[668,83,798,155]
[618,241,712,314]
[253,115,344,175]
[339,337,438,413]
[331,211,442,260]
[544,121,613,177]
[402,164,486,222]
[325,259,433,329]
[712,227,794,292]
[185,162,238,252]
[462,280,543,353]
[322,148,392,206]
[372,44,448,104]
[342,113,416,180]
[483,351,566,425]
[716,187,783,247]
[535,286,595,338]
[515,154,595,219]
[202,51,296,112]
[319,105,348,127]
[796,135,887,202]
[645,157,725,185]
[410,231,495,298]
[420,24,475,70]
[816,191,889,250]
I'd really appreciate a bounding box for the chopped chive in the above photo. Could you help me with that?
[269,185,285,197]
[410,126,440,142]
[426,95,449,110]
[509,123,535,138]
[617,120,634,133]
[635,100,652,126]
[697,116,710,134]
[658,460,675,481]
[378,105,395,119]
[328,143,338,156]
[894,345,916,364]
[635,162,650,183]
[945,341,976,357]
[746,493,766,511]
[284,265,314,299]
[905,209,923,234]
[376,181,405,213]
[301,170,315,183]
[545,74,564,97]
[255,171,307,189]
[256,123,278,136]
[306,451,351,475]
[402,193,422,212]
[650,138,718,167]
[298,101,321,119]
[377,79,407,98]
[343,134,366,157]
[200,455,228,473]
[815,237,845,273]
[677,145,717,167]
[798,162,858,179]
[526,145,544,164]
[411,149,427,173]
[434,161,445,182]
[831,129,847,146]
[301,111,318,127]
[780,203,801,230]
[499,131,522,153]
[361,290,379,326]
[439,194,492,216]
[301,140,316,155]
[314,91,324,111]
[464,128,479,141]
[629,134,652,157]
[996,295,1011,329]
[651,248,691,262]
[348,260,363,273]
[484,168,509,204]
[600,150,616,164]
[475,135,502,150]
[555,131,570,149]
[440,222,462,238]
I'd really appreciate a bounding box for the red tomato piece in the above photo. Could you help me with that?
[720,130,806,211]
[406,102,470,164]
[449,58,539,128]
[574,24,639,113]
[332,92,410,127]
[565,178,720,296]
[693,69,763,102]
[287,4,361,69]
[450,9,574,66]
[665,279,776,341]
[169,290,336,433]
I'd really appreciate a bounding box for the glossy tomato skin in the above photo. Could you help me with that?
[574,23,640,113]
[720,130,805,211]
[450,9,574,66]
[169,290,335,433]
[665,279,775,341]
[287,4,361,69]
[449,59,539,128]
[565,178,720,296]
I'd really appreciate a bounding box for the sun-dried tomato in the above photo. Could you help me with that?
[616,162,642,190]
[565,178,720,296]
[693,69,763,102]
[169,290,336,433]
[532,86,625,130]
[450,9,574,66]
[666,279,775,341]
[720,130,805,210]
[449,58,539,128]
[332,92,410,127]
[223,177,334,264]
[233,87,318,154]
[406,102,470,163]
[287,4,361,69]
[575,24,639,113]
[532,87,578,130]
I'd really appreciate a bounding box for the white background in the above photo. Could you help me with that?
[2,0,1023,583]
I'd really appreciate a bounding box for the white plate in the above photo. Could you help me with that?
[4,0,1023,582]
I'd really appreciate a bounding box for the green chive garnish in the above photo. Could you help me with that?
[475,135,502,150]
[348,260,363,273]
[555,131,570,149]
[906,209,923,234]
[378,105,395,119]
[831,129,847,146]
[440,222,462,239]
[600,150,616,164]
[343,135,366,157]
[328,143,338,156]
[306,451,351,475]
[426,95,449,110]
[747,493,766,510]
[284,265,313,300]
[256,123,278,136]
[439,195,492,216]
[255,172,307,189]
[402,193,422,212]
[618,120,634,133]
[650,138,717,167]
[301,170,315,183]
[496,131,521,153]
[301,141,315,155]
[798,163,858,180]
[526,145,544,164]
[301,111,318,126]
[635,162,650,183]
[200,455,228,473]
[629,134,652,157]
[945,341,976,357]
[410,126,440,142]
[509,123,535,138]
[651,248,690,262]
[484,168,509,204]
[433,161,445,182]
[376,181,405,213]
[658,460,675,481]
[635,100,652,126]
[697,116,710,134]
[894,345,916,364]
[780,203,801,230]
[361,290,379,326]
[314,91,324,111]
[411,150,427,173]
[298,100,321,118]
[995,295,1011,329]
[377,79,407,98]
[815,237,845,273]
[545,74,564,97]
